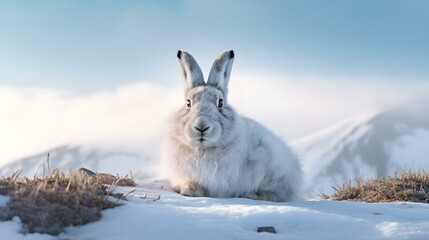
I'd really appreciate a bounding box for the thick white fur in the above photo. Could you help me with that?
[161,50,302,202]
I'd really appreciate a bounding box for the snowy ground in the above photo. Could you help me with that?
[1,179,429,240]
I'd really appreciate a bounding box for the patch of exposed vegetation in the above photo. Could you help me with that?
[331,170,429,203]
[0,168,135,235]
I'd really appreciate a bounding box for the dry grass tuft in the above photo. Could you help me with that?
[0,168,136,235]
[331,169,429,203]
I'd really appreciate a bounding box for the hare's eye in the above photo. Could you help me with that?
[218,99,224,108]
[186,99,191,108]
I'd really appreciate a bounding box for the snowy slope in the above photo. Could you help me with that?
[1,180,429,240]
[292,107,429,193]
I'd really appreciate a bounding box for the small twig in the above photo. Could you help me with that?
[124,189,136,198]
[47,153,51,177]
[153,195,161,201]
[375,188,390,200]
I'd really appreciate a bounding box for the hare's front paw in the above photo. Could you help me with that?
[180,181,208,197]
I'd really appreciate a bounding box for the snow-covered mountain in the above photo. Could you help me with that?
[0,145,154,178]
[292,106,429,193]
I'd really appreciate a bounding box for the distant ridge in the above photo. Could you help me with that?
[0,145,149,178]
[292,106,429,193]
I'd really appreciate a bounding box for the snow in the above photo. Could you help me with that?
[2,179,429,240]
[0,196,8,207]
[0,217,57,240]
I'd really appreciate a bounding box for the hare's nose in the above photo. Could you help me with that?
[193,117,211,133]
[195,125,210,133]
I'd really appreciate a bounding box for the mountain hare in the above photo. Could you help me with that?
[161,50,302,201]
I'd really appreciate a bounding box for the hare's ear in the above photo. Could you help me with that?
[207,50,235,96]
[177,50,205,92]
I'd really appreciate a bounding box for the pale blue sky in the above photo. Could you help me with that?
[1,0,428,93]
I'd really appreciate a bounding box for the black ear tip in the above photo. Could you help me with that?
[177,50,182,59]
[229,50,234,58]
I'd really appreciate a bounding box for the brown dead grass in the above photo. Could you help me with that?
[331,169,429,203]
[0,169,135,235]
